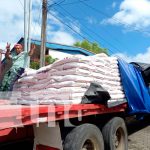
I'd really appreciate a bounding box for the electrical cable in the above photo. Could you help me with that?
[18,0,24,8]
[61,0,92,6]
[47,10,88,40]
[51,5,123,54]
[79,0,150,35]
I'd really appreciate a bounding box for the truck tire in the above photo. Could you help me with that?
[102,117,128,150]
[63,123,104,150]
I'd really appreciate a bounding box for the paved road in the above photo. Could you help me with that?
[127,116,150,150]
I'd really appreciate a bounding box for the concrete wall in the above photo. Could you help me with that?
[48,49,72,59]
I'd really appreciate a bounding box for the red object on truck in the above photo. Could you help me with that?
[0,103,128,150]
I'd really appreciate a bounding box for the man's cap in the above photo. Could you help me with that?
[14,44,23,49]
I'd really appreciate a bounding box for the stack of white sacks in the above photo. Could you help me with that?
[13,53,126,106]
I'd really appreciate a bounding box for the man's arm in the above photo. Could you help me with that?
[5,43,11,59]
[28,44,36,56]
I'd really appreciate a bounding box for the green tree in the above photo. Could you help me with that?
[30,55,57,70]
[74,41,81,47]
[81,40,92,50]
[45,55,57,65]
[30,61,40,70]
[74,40,108,54]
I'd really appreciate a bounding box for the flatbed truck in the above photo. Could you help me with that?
[0,102,128,150]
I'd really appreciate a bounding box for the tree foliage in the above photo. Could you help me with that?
[74,40,108,54]
[30,55,57,70]
[45,55,57,65]
[30,61,40,70]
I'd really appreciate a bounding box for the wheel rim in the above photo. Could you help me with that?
[114,127,125,150]
[82,139,98,150]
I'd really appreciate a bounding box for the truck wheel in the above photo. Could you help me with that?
[102,117,128,150]
[63,124,104,150]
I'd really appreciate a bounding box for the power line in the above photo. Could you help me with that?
[79,0,150,35]
[47,1,128,58]
[51,5,123,54]
[48,3,129,62]
[47,10,88,41]
[18,0,24,8]
[56,0,66,5]
[54,0,150,35]
[48,0,66,7]
[52,9,102,44]
[47,9,116,55]
[52,0,142,54]
[61,0,91,6]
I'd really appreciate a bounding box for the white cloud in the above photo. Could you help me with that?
[114,47,150,63]
[46,11,78,45]
[0,0,77,51]
[48,31,76,45]
[31,22,41,39]
[86,16,97,24]
[105,0,150,30]
[112,2,117,8]
[0,0,24,49]
[47,11,64,28]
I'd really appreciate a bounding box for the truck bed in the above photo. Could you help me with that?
[0,103,127,130]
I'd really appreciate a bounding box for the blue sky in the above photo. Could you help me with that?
[1,0,150,63]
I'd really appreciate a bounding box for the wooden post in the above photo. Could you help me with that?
[40,0,47,68]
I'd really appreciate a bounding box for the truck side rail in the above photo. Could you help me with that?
[0,103,127,130]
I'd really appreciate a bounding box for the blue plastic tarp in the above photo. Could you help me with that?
[118,59,150,114]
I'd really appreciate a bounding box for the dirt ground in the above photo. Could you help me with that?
[127,116,150,150]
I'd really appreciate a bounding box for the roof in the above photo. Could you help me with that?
[1,38,94,63]
[18,37,94,56]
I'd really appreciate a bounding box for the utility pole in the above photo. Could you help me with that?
[27,0,32,67]
[40,0,47,67]
[24,0,28,53]
[0,49,5,79]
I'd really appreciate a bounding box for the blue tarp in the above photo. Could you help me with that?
[118,59,150,114]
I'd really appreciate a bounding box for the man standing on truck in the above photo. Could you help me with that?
[0,43,35,91]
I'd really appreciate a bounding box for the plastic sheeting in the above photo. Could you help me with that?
[118,59,150,114]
